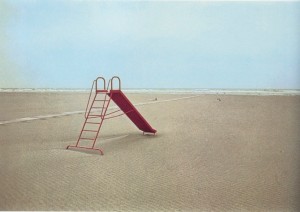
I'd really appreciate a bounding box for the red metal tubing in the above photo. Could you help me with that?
[104,110,133,120]
[80,137,96,140]
[85,80,96,119]
[105,109,122,116]
[95,77,106,91]
[91,94,112,148]
[87,116,102,119]
[77,94,98,146]
[99,94,108,119]
[66,145,103,155]
[108,76,121,90]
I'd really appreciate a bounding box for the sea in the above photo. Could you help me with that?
[0,88,300,96]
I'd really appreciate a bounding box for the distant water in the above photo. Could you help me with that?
[0,88,89,93]
[0,88,300,96]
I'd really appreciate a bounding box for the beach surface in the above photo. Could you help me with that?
[0,92,299,211]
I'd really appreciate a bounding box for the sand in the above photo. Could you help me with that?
[0,92,299,211]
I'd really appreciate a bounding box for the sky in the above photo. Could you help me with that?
[1,0,300,89]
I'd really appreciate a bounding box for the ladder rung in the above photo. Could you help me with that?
[87,116,103,119]
[94,100,109,101]
[87,117,101,119]
[88,115,102,117]
[86,122,100,124]
[80,137,95,140]
[92,107,105,108]
[83,130,98,132]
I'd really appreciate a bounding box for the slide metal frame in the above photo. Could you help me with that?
[66,76,156,155]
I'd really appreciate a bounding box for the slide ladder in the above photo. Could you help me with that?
[66,76,156,155]
[67,77,111,155]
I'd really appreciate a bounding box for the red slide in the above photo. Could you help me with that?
[108,90,157,134]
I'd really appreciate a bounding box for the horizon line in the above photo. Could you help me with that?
[1,88,300,91]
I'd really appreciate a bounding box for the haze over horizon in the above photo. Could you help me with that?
[1,1,300,89]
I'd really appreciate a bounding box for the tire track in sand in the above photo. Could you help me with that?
[0,95,201,125]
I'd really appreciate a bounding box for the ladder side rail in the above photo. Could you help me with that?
[76,93,98,147]
[107,79,112,91]
[99,93,108,118]
[91,93,113,148]
[85,80,96,119]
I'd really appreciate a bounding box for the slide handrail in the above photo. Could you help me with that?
[95,77,106,91]
[107,76,121,90]
[85,77,106,118]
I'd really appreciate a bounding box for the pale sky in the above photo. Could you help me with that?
[1,1,300,89]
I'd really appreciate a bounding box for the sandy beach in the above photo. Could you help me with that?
[0,92,299,211]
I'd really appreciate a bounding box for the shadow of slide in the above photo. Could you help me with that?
[99,133,157,155]
[66,133,157,155]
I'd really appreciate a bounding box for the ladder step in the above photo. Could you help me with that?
[80,137,96,140]
[96,90,108,93]
[86,122,100,124]
[94,100,109,101]
[83,130,98,132]
[92,107,106,109]
[87,116,103,120]
[88,115,102,117]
